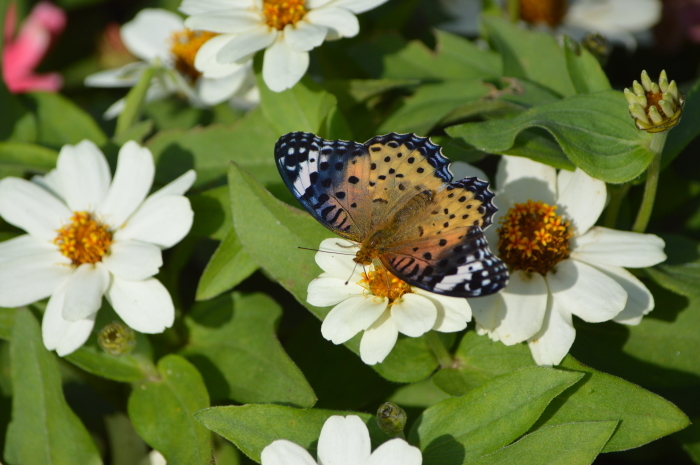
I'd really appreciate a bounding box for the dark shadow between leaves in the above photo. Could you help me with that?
[183,353,232,404]
[154,142,195,185]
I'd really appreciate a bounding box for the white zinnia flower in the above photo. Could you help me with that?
[470,155,666,366]
[261,415,422,465]
[85,8,255,119]
[181,0,389,92]
[0,140,195,356]
[307,238,471,365]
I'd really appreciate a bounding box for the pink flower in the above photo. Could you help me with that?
[3,1,66,93]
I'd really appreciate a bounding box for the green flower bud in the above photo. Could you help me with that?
[98,322,136,356]
[377,402,407,437]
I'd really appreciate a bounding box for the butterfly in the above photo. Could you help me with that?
[274,132,508,297]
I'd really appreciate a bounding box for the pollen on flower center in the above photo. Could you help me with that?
[497,200,572,275]
[263,0,307,31]
[170,29,218,81]
[54,211,113,266]
[359,265,412,304]
[519,0,567,28]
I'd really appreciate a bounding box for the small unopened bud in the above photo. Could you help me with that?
[581,33,611,65]
[98,322,136,356]
[624,70,685,133]
[377,402,407,437]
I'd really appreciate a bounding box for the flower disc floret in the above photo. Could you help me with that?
[519,0,567,27]
[498,200,572,275]
[359,266,412,304]
[263,0,307,30]
[625,70,684,133]
[170,29,218,81]
[54,211,113,265]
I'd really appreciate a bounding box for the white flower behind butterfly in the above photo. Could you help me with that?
[307,238,472,365]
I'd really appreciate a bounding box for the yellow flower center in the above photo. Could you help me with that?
[170,29,218,81]
[497,200,572,275]
[519,0,567,27]
[359,266,412,304]
[263,0,307,30]
[54,212,113,266]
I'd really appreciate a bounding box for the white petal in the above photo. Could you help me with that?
[496,155,557,206]
[366,438,422,465]
[102,240,163,281]
[414,290,471,332]
[180,0,249,15]
[469,292,503,334]
[149,170,197,200]
[305,7,357,38]
[184,10,259,33]
[391,293,437,337]
[307,275,365,307]
[548,259,626,323]
[284,21,328,52]
[84,62,148,87]
[527,295,575,366]
[198,73,247,105]
[321,295,387,344]
[31,168,64,200]
[449,161,487,182]
[556,168,606,235]
[114,195,193,248]
[217,26,276,63]
[104,98,127,120]
[359,309,398,365]
[0,239,71,307]
[314,238,361,277]
[318,416,371,465]
[121,9,183,62]
[0,178,71,240]
[565,0,661,34]
[262,39,309,92]
[42,283,96,356]
[594,264,655,325]
[323,0,390,14]
[571,227,666,268]
[97,141,155,230]
[107,277,174,333]
[472,270,548,344]
[62,263,109,321]
[56,140,111,212]
[195,35,243,77]
[261,440,317,465]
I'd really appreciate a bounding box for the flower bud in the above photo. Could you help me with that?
[98,322,136,355]
[624,70,684,133]
[376,402,407,436]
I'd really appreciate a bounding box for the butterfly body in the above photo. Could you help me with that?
[275,132,508,297]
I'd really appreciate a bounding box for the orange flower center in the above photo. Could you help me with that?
[359,265,412,304]
[170,29,218,81]
[54,212,113,266]
[263,0,307,30]
[497,200,572,275]
[519,0,567,27]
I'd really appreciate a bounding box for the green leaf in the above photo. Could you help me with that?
[0,308,16,340]
[189,186,231,240]
[115,66,156,137]
[536,357,691,452]
[465,421,618,465]
[0,142,58,176]
[196,229,258,301]
[195,404,384,463]
[483,16,575,97]
[663,78,700,168]
[410,367,583,464]
[104,413,148,465]
[111,119,153,146]
[377,79,491,135]
[562,36,611,95]
[23,92,107,148]
[128,354,212,465]
[645,234,700,298]
[181,292,316,406]
[228,162,438,383]
[447,90,654,183]
[4,309,102,465]
[147,107,279,187]
[388,378,451,408]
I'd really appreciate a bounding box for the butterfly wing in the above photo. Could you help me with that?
[382,178,509,297]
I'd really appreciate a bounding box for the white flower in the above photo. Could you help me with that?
[261,415,422,465]
[0,140,195,356]
[181,0,389,92]
[470,156,666,366]
[438,0,661,50]
[307,238,471,365]
[85,8,255,119]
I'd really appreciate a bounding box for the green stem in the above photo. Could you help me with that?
[115,65,157,138]
[506,0,520,22]
[424,331,453,369]
[632,131,668,233]
[603,183,631,229]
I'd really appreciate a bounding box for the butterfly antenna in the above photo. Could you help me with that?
[345,260,361,286]
[297,246,355,256]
